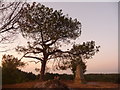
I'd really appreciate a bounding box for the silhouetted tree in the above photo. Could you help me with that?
[2,54,25,70]
[0,1,25,43]
[70,41,100,83]
[57,41,100,83]
[2,54,26,84]
[16,2,81,80]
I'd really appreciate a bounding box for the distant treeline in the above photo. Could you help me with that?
[41,73,120,84]
[2,68,120,84]
[84,73,120,83]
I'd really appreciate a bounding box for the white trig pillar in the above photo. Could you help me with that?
[74,55,86,84]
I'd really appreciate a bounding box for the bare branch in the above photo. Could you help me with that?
[46,39,58,46]
[0,2,14,10]
[24,56,43,62]
[48,49,63,56]
[19,53,28,61]
[29,60,40,64]
[0,2,25,33]
[48,49,71,56]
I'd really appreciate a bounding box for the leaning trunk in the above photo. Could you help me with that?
[40,60,47,80]
[74,64,86,84]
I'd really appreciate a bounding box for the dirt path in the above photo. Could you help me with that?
[2,80,119,88]
[63,81,119,88]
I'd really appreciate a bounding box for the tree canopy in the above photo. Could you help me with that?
[0,2,100,82]
[15,2,81,80]
[18,2,81,40]
[2,54,25,70]
[2,54,28,84]
[56,41,100,75]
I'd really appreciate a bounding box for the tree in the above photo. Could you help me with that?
[0,1,26,54]
[0,1,26,44]
[57,41,100,83]
[16,2,81,80]
[2,54,26,84]
[2,54,25,70]
[71,41,100,83]
[0,1,27,34]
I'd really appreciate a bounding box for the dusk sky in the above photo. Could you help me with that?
[0,2,118,75]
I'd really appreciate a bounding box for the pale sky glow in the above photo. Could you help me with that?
[0,2,118,75]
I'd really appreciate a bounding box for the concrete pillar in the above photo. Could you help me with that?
[74,55,86,84]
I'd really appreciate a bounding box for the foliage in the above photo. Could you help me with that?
[70,41,99,76]
[44,73,119,83]
[2,54,25,70]
[2,69,36,84]
[2,69,25,84]
[70,41,100,59]
[56,41,100,76]
[18,2,81,40]
[16,2,81,80]
[1,54,36,84]
[84,74,120,83]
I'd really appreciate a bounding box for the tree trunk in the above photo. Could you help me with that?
[74,64,86,84]
[39,60,47,81]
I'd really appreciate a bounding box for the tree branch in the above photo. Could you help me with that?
[0,2,24,33]
[34,47,43,52]
[0,26,14,33]
[48,49,81,56]
[24,56,43,62]
[0,2,14,10]
[29,60,40,64]
[48,49,63,56]
[46,39,58,46]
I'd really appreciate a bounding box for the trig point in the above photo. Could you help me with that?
[74,64,86,84]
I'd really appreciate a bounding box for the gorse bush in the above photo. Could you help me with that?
[2,54,36,84]
[2,69,36,84]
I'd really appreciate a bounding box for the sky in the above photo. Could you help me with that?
[0,2,118,75]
